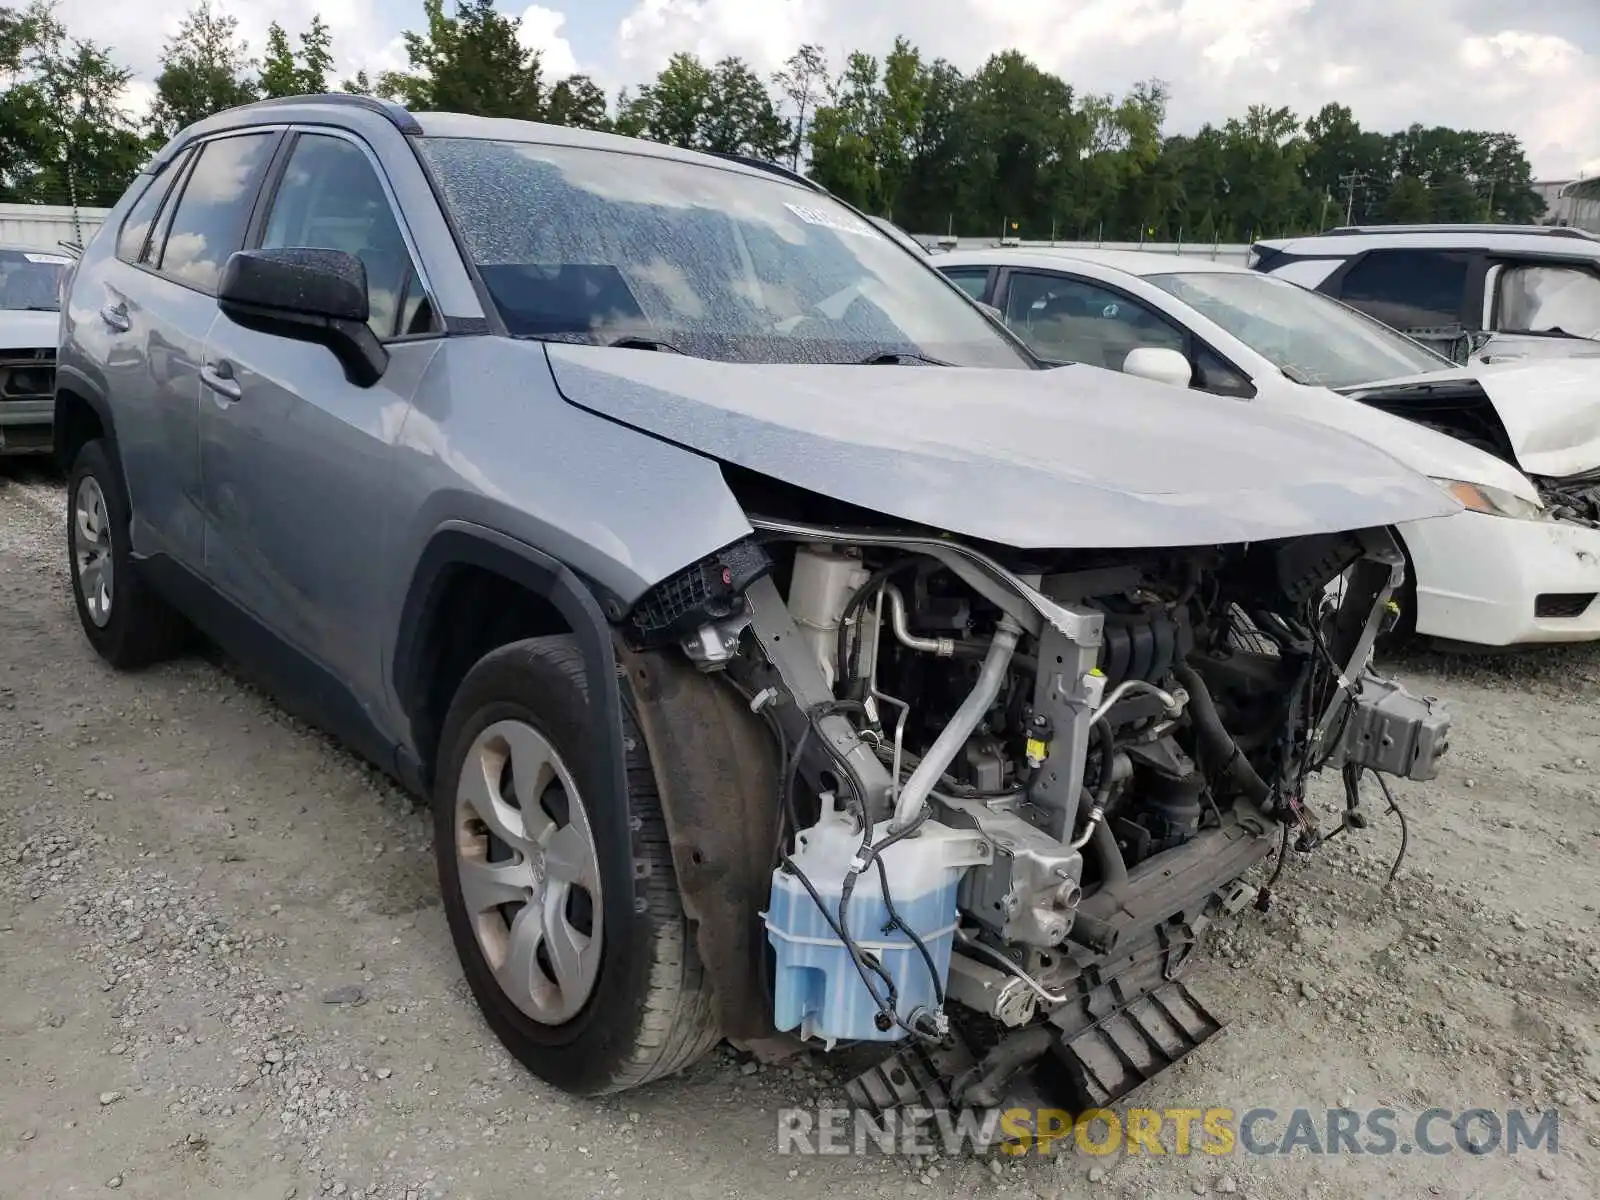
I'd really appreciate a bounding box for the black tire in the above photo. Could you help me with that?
[433,635,721,1095]
[66,438,189,669]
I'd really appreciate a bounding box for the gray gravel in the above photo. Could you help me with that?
[4,462,1600,1199]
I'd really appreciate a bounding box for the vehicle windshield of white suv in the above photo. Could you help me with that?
[1148,270,1452,388]
[1497,264,1600,340]
[0,248,69,312]
[416,137,1032,368]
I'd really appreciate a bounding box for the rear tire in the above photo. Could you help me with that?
[66,438,189,669]
[433,635,721,1095]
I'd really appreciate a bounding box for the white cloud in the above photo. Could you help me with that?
[607,0,1600,178]
[517,6,581,79]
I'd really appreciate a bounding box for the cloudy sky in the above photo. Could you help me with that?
[50,0,1600,179]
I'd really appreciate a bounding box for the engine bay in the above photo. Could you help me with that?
[621,515,1452,1116]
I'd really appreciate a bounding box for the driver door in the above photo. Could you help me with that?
[199,128,440,724]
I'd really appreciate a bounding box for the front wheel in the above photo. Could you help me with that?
[433,635,721,1095]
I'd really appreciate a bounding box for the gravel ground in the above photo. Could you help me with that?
[3,462,1599,1200]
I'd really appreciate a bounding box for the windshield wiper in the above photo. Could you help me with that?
[856,350,952,366]
[605,335,686,354]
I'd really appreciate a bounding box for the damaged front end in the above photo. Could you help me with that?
[1536,468,1600,529]
[616,516,1450,1140]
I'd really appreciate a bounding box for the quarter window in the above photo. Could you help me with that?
[156,133,277,294]
[941,268,990,301]
[258,133,433,339]
[1337,250,1472,333]
[116,149,192,265]
[1002,271,1185,370]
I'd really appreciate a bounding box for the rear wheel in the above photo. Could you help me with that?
[433,635,720,1095]
[66,439,189,668]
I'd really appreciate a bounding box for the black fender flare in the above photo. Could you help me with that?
[391,522,627,844]
[53,363,120,466]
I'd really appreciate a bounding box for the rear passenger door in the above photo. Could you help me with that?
[198,128,441,728]
[98,130,281,568]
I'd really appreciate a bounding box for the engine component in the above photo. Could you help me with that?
[766,796,990,1046]
[945,952,1039,1027]
[933,793,1082,947]
[892,614,1025,829]
[786,546,874,690]
[1324,675,1450,781]
[1021,613,1105,842]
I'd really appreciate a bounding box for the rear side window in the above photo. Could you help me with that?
[116,149,192,265]
[155,132,277,294]
[1337,250,1472,333]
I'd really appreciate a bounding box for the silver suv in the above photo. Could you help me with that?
[58,95,1454,1111]
[1252,224,1600,364]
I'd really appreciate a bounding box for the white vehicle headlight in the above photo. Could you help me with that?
[1432,478,1545,521]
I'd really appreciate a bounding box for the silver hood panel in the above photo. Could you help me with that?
[545,346,1459,549]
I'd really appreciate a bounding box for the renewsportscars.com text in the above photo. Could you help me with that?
[776,1105,1560,1158]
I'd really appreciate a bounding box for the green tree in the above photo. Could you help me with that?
[382,0,544,119]
[1383,174,1432,222]
[545,74,608,130]
[258,22,299,98]
[260,16,335,99]
[616,52,714,147]
[0,1,148,206]
[149,2,258,138]
[703,56,787,158]
[772,43,827,169]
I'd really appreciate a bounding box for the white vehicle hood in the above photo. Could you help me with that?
[0,309,58,353]
[1348,360,1600,479]
[1307,383,1540,502]
[1464,358,1600,478]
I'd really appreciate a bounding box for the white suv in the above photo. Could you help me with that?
[1251,225,1600,365]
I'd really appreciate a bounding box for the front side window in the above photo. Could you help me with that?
[1336,249,1472,333]
[1150,271,1451,389]
[415,137,1032,368]
[0,248,70,312]
[1002,271,1184,370]
[259,134,432,339]
[156,132,277,294]
[1497,264,1600,340]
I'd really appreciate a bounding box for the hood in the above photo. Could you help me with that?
[0,309,58,353]
[544,346,1459,550]
[1305,381,1541,503]
[1351,360,1600,479]
[1464,358,1600,478]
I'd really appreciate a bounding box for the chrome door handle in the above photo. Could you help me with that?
[201,361,242,402]
[99,302,130,332]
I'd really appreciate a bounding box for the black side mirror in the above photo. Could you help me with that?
[217,248,389,387]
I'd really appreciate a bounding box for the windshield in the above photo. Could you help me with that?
[0,248,69,312]
[416,137,1031,368]
[1148,270,1451,388]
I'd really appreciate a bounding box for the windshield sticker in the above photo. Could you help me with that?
[23,252,70,264]
[784,203,874,238]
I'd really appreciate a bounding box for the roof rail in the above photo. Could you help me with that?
[241,92,422,135]
[704,151,826,193]
[1318,222,1600,241]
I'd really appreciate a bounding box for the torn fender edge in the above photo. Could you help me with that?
[616,637,800,1055]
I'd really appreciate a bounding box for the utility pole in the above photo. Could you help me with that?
[1338,171,1368,225]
